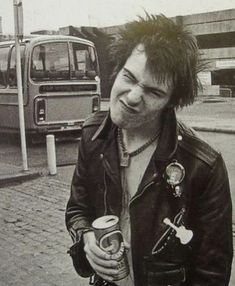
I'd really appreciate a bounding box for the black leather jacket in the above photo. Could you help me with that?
[66,109,233,286]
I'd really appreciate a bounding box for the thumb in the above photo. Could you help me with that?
[123,238,130,250]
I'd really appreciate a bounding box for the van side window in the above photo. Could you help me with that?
[9,45,25,88]
[0,47,9,89]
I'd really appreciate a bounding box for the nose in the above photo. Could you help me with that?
[126,85,143,106]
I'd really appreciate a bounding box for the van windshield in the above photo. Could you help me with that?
[0,45,25,88]
[30,41,98,82]
[0,47,9,88]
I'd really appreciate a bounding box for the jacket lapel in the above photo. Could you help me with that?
[101,126,123,216]
[137,108,179,196]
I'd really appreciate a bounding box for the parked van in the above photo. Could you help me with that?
[0,35,100,137]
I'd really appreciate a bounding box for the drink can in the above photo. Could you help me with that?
[92,215,129,281]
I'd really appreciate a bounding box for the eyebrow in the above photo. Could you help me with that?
[123,67,167,96]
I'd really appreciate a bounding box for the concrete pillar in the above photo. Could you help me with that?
[46,134,57,175]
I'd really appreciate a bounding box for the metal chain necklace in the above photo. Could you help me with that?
[117,127,161,167]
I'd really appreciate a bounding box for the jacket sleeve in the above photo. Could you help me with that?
[189,153,233,286]
[65,129,95,277]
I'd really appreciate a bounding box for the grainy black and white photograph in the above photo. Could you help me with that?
[0,0,235,285]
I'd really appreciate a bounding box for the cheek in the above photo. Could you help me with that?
[145,98,170,115]
[110,82,119,104]
[110,77,129,99]
[160,98,171,108]
[158,95,171,108]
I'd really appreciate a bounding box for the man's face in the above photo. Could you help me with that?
[110,45,173,130]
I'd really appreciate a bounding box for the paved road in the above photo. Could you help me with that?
[0,176,88,286]
[0,135,79,170]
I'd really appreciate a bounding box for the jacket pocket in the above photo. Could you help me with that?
[143,259,186,286]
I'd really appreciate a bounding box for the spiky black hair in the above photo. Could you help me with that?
[109,14,204,108]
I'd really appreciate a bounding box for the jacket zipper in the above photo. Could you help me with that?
[102,157,118,185]
[129,174,157,206]
[102,155,158,212]
[102,156,120,216]
[103,170,108,215]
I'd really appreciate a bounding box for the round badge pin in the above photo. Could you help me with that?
[165,162,185,186]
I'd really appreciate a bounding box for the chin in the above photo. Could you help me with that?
[110,112,125,128]
[110,107,140,129]
[111,115,139,130]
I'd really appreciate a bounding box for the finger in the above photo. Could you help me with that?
[96,272,116,282]
[89,243,114,261]
[123,239,130,250]
[84,242,118,268]
[86,255,119,276]
[86,250,118,269]
[84,242,110,261]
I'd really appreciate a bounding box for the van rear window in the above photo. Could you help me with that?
[30,42,69,81]
[30,41,98,82]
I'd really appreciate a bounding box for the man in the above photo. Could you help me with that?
[65,14,233,286]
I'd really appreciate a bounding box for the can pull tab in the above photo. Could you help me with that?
[163,218,193,245]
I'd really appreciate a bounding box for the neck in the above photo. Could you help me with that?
[121,116,162,152]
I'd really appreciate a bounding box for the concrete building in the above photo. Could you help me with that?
[177,9,235,97]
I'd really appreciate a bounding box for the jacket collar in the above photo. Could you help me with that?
[154,108,179,162]
[91,111,112,141]
[92,108,179,162]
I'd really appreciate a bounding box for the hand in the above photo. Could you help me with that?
[83,231,119,282]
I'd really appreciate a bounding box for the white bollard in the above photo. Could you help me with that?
[46,134,57,175]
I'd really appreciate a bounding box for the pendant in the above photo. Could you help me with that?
[165,162,185,186]
[173,186,182,198]
[163,218,193,245]
[120,152,130,167]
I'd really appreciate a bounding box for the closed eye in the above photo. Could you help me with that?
[122,68,136,82]
[122,67,167,98]
[144,86,167,98]
[146,88,162,97]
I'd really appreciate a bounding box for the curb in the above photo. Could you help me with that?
[0,171,42,188]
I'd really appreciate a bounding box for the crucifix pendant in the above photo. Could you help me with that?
[120,152,130,167]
